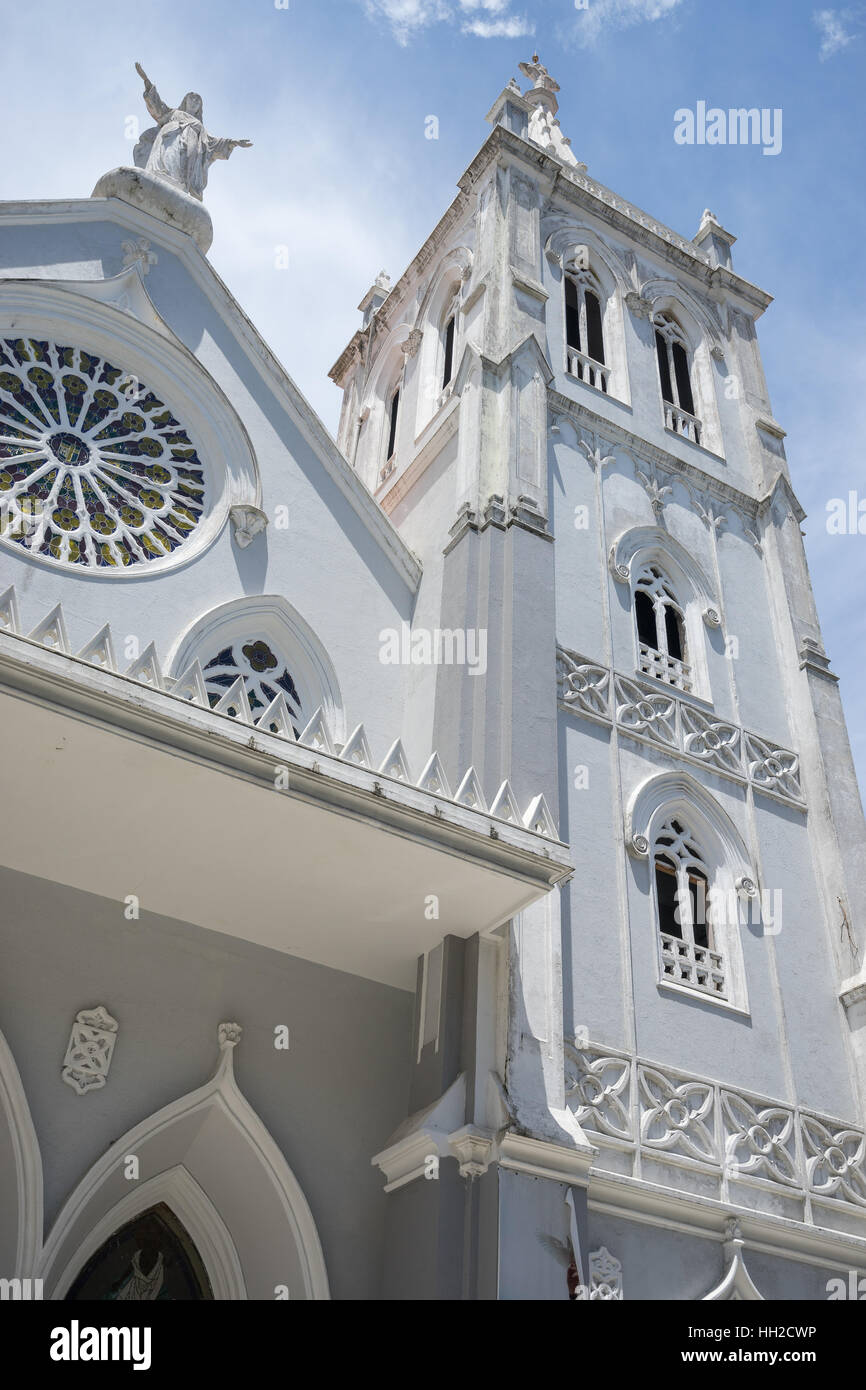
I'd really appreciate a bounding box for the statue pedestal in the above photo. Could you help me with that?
[91,167,214,254]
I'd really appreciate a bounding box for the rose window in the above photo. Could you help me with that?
[0,336,206,570]
[204,639,303,732]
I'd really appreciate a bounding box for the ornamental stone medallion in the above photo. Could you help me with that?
[61,1007,119,1094]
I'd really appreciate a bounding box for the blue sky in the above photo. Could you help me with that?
[3,0,865,791]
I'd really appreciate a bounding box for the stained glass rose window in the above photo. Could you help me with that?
[0,336,205,569]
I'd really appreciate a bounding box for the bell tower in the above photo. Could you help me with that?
[332,56,866,1300]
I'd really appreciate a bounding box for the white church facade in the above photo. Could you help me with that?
[0,56,864,1301]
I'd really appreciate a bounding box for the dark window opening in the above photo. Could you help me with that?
[387,387,399,460]
[565,278,581,353]
[655,858,681,939]
[635,589,657,648]
[585,290,605,365]
[672,340,695,416]
[442,316,455,389]
[664,604,685,662]
[655,331,674,404]
[690,870,710,948]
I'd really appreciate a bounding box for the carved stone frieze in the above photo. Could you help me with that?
[557,646,804,806]
[566,1041,866,1217]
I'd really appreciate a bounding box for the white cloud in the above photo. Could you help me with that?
[462,15,535,38]
[362,0,532,42]
[572,0,685,46]
[813,8,857,59]
[361,0,451,46]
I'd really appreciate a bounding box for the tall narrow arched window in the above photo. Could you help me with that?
[442,314,455,391]
[654,314,699,444]
[653,817,724,998]
[633,565,690,691]
[565,270,607,393]
[386,385,400,462]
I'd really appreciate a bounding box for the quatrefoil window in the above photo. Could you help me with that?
[0,336,206,569]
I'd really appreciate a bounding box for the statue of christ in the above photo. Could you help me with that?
[132,62,252,201]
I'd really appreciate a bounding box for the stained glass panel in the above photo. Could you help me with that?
[0,337,206,570]
[65,1203,213,1301]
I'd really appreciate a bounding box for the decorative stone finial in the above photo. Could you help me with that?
[218,1021,243,1049]
[517,55,583,172]
[518,55,561,99]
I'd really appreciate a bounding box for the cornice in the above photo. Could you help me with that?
[588,1170,866,1272]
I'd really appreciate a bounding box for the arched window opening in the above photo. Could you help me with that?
[654,314,700,444]
[565,271,608,393]
[65,1204,213,1301]
[634,566,691,692]
[203,638,303,735]
[653,818,724,998]
[442,314,455,391]
[386,386,400,462]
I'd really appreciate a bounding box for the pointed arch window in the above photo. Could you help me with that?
[633,565,691,691]
[203,638,303,734]
[565,269,608,393]
[654,314,700,444]
[65,1203,213,1301]
[386,385,400,462]
[442,314,456,391]
[653,817,725,998]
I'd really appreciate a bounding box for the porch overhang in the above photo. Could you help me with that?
[0,632,572,989]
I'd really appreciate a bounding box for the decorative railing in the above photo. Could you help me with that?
[557,646,805,809]
[637,642,692,692]
[663,401,702,445]
[566,348,609,395]
[565,1040,866,1215]
[659,931,726,998]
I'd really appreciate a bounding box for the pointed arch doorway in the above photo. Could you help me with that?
[41,1025,330,1300]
